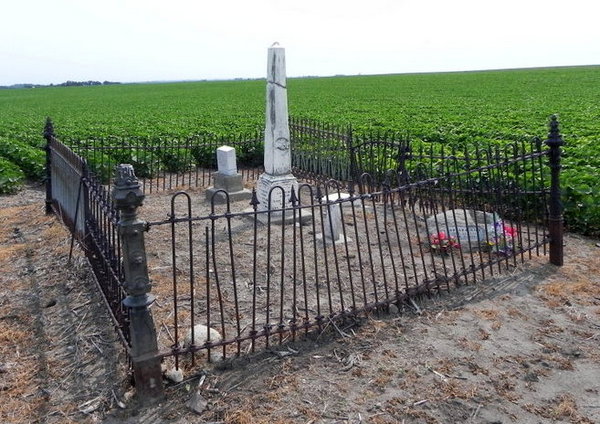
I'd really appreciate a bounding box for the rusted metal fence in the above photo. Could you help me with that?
[145,132,556,367]
[45,115,564,402]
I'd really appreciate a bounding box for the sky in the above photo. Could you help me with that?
[1,0,599,85]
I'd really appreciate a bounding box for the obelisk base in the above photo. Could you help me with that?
[255,173,311,225]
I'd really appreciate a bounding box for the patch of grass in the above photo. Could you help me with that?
[537,278,600,307]
[524,394,595,423]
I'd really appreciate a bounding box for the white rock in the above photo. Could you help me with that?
[123,389,135,402]
[165,367,184,383]
[187,391,208,415]
[184,324,222,347]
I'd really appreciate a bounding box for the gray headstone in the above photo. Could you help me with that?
[426,209,500,251]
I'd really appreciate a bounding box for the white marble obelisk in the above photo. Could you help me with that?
[256,44,299,215]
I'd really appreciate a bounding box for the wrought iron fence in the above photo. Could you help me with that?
[66,131,264,192]
[44,119,130,354]
[144,136,553,366]
[61,117,413,193]
[45,115,564,400]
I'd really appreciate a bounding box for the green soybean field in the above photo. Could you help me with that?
[0,65,598,236]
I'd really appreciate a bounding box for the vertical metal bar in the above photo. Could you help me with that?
[338,185,357,312]
[525,138,537,259]
[500,145,513,270]
[205,227,212,361]
[440,176,458,290]
[449,148,470,284]
[309,186,323,328]
[382,178,399,297]
[316,187,334,317]
[290,187,299,341]
[545,115,564,266]
[68,177,84,263]
[510,142,524,264]
[210,203,227,360]
[482,146,496,277]
[325,183,345,313]
[224,195,242,355]
[298,188,310,335]
[185,193,196,366]
[407,181,430,295]
[492,145,504,273]
[472,144,488,281]
[530,138,544,257]
[265,189,274,347]
[535,136,547,257]
[358,175,379,305]
[421,179,443,294]
[388,178,411,293]
[370,182,391,301]
[170,194,180,370]
[250,190,259,352]
[44,117,54,215]
[278,189,286,344]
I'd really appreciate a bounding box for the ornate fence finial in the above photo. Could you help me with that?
[546,114,564,147]
[249,188,260,211]
[113,164,144,218]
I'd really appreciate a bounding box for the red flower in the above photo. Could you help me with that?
[503,225,517,238]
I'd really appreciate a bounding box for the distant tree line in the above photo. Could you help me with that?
[0,81,121,89]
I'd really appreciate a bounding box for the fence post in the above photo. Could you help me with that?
[44,117,54,215]
[545,115,564,266]
[112,164,164,401]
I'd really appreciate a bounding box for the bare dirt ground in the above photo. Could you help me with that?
[1,184,599,424]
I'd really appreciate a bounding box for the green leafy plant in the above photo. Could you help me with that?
[0,137,45,179]
[0,157,25,194]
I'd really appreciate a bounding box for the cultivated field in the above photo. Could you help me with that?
[1,66,599,233]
